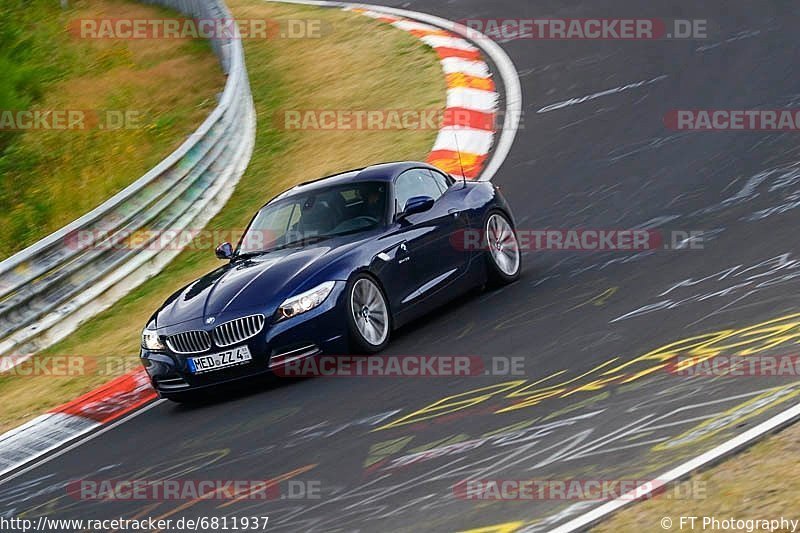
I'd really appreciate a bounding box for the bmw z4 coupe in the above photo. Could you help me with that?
[140,161,521,401]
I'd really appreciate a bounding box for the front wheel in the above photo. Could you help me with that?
[347,274,391,353]
[484,212,521,285]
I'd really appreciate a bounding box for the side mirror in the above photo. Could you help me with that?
[215,242,234,260]
[399,196,435,219]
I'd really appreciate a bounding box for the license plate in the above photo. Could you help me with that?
[188,346,253,374]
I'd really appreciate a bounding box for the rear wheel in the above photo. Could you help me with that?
[347,274,391,353]
[485,212,521,285]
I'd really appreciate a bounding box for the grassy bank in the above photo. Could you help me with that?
[0,1,445,432]
[0,0,224,257]
[594,421,800,532]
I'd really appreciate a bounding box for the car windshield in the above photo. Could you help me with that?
[238,181,388,255]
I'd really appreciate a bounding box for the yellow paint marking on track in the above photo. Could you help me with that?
[408,433,470,454]
[481,417,540,437]
[566,286,618,311]
[498,359,619,412]
[456,320,476,340]
[457,521,525,533]
[375,313,800,430]
[363,436,414,467]
[374,381,526,431]
[218,463,318,508]
[149,463,318,527]
[652,382,800,451]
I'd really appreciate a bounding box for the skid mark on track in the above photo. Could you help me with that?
[611,252,800,323]
[696,28,763,52]
[536,75,668,114]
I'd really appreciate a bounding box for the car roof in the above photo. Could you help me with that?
[271,161,437,202]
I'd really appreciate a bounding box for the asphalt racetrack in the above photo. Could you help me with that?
[4,1,800,531]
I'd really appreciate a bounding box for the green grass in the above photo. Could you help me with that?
[0,1,64,152]
[0,0,224,257]
[0,0,446,433]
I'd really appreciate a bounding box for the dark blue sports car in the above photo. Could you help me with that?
[140,161,520,401]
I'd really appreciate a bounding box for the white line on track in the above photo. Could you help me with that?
[550,401,800,532]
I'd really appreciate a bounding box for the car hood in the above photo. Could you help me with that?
[154,242,350,328]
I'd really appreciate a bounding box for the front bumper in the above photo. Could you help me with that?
[140,282,349,397]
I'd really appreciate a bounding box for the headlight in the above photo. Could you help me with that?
[278,281,335,320]
[141,327,166,351]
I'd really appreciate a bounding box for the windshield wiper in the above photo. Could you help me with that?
[234,249,273,260]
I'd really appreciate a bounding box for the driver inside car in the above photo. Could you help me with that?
[363,184,386,221]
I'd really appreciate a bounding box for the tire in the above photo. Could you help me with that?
[346,273,392,354]
[484,211,522,285]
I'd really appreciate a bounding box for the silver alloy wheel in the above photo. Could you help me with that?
[350,278,389,346]
[486,213,521,276]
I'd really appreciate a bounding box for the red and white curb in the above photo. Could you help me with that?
[346,7,498,179]
[0,1,522,481]
[0,370,156,477]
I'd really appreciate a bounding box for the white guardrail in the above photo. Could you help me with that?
[0,0,255,363]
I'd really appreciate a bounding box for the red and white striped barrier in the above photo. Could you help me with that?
[0,369,156,476]
[348,8,498,179]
